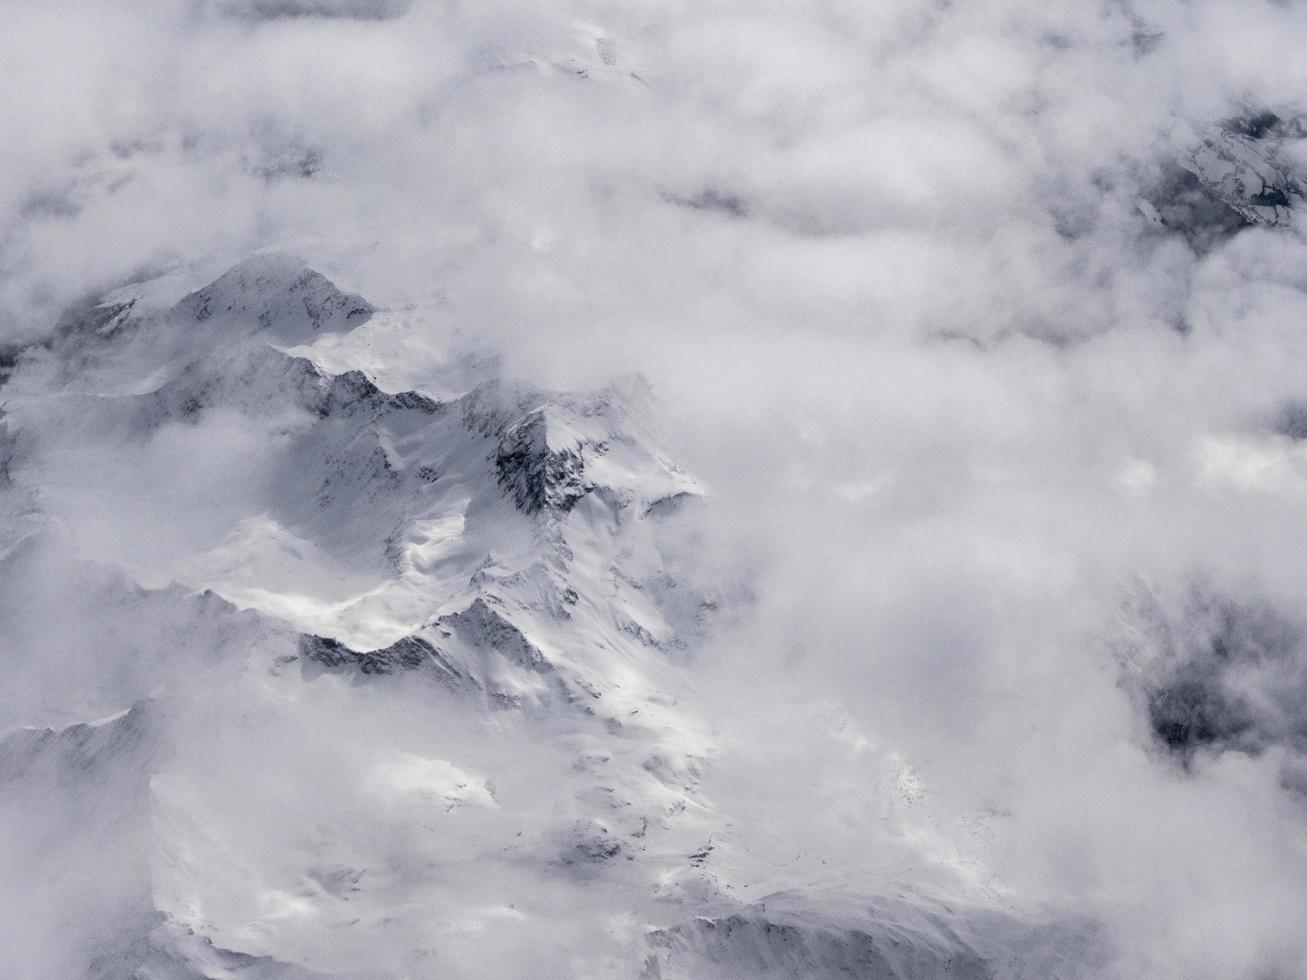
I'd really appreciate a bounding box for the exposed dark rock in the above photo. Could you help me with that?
[298,632,462,678]
[147,347,438,424]
[458,374,688,519]
[494,410,591,515]
[560,820,622,865]
[444,597,551,671]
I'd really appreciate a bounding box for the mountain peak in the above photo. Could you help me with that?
[172,253,373,343]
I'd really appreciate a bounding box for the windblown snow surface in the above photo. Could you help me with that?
[6,2,1307,979]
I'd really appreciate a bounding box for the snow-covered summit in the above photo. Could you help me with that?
[172,254,374,344]
[0,257,1093,978]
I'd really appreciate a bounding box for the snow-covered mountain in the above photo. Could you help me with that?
[1141,111,1307,247]
[0,257,1097,978]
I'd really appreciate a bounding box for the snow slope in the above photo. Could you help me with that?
[0,257,1095,978]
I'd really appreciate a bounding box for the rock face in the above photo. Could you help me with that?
[299,632,445,675]
[494,408,592,514]
[0,257,1090,978]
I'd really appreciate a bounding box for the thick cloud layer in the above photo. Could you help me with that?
[6,1,1307,978]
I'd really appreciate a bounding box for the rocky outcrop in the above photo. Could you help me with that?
[494,408,593,515]
[299,632,467,680]
[462,376,699,519]
[148,345,440,423]
[443,596,552,672]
